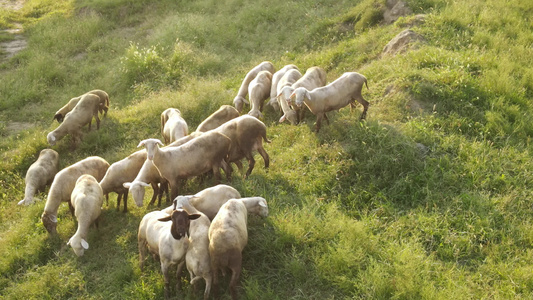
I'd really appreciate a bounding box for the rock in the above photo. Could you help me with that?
[383,0,413,24]
[382,29,424,56]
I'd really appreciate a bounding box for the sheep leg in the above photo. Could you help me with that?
[228,251,243,300]
[105,193,109,207]
[138,239,147,271]
[212,163,222,184]
[354,95,369,120]
[162,181,171,204]
[257,146,270,170]
[203,274,212,300]
[161,262,171,299]
[148,183,160,206]
[116,192,122,212]
[122,189,129,213]
[95,113,101,130]
[176,261,185,291]
[233,160,244,177]
[68,201,75,216]
[220,160,233,182]
[315,114,324,133]
[244,152,256,179]
[170,180,180,202]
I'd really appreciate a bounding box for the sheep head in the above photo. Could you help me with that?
[138,139,164,161]
[289,87,310,108]
[67,236,89,257]
[41,212,58,234]
[123,181,150,207]
[158,209,201,240]
[233,96,249,113]
[47,132,57,146]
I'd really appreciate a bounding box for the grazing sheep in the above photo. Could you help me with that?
[289,72,369,132]
[138,206,200,299]
[67,174,103,257]
[123,132,204,208]
[213,115,270,178]
[209,198,268,300]
[41,156,109,234]
[54,89,110,123]
[162,184,241,220]
[99,149,147,213]
[233,61,275,113]
[267,64,299,112]
[47,94,102,148]
[278,66,327,125]
[273,68,303,124]
[176,198,212,300]
[137,131,232,200]
[161,108,188,144]
[247,70,272,120]
[195,105,240,133]
[18,149,59,206]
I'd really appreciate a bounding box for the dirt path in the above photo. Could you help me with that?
[0,0,27,60]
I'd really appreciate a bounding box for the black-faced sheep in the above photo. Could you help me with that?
[54,89,110,123]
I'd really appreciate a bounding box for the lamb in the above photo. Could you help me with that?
[162,184,241,220]
[176,198,212,300]
[195,105,240,133]
[289,72,370,132]
[41,156,109,234]
[123,132,204,208]
[137,131,232,200]
[54,89,110,123]
[160,108,188,144]
[47,93,102,148]
[18,149,59,206]
[99,149,147,212]
[213,114,271,178]
[267,64,299,112]
[247,70,272,120]
[137,205,200,299]
[233,61,275,113]
[278,66,327,125]
[209,198,268,300]
[67,174,103,257]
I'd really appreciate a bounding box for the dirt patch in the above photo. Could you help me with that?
[1,0,27,61]
[4,121,34,135]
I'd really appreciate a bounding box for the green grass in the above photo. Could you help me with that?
[1,0,533,298]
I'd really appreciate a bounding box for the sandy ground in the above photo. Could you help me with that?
[1,0,27,60]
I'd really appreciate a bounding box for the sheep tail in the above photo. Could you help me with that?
[364,79,369,90]
[262,133,271,144]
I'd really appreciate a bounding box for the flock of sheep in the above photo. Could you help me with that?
[17,60,370,299]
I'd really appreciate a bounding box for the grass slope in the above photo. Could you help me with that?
[1,0,533,299]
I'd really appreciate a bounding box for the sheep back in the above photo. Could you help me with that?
[18,149,59,206]
[196,105,240,133]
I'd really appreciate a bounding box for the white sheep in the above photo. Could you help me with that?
[278,66,327,125]
[18,149,59,206]
[209,197,268,300]
[67,174,104,257]
[233,61,275,113]
[267,64,299,112]
[137,131,232,200]
[195,105,240,133]
[214,115,270,178]
[176,198,212,300]
[161,108,188,144]
[41,156,109,234]
[47,93,102,149]
[123,132,204,208]
[53,89,110,123]
[274,68,303,124]
[162,184,241,220]
[138,207,200,299]
[289,72,369,132]
[99,149,147,212]
[247,70,272,120]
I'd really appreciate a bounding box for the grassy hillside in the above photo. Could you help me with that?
[1,0,533,299]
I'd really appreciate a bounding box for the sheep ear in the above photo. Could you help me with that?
[157,140,164,147]
[17,199,25,205]
[289,92,295,99]
[137,140,146,148]
[158,216,172,222]
[81,239,89,250]
[123,182,131,188]
[188,214,201,220]
[50,215,58,223]
[259,201,268,208]
[279,115,286,123]
[140,182,151,187]
[67,238,72,246]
